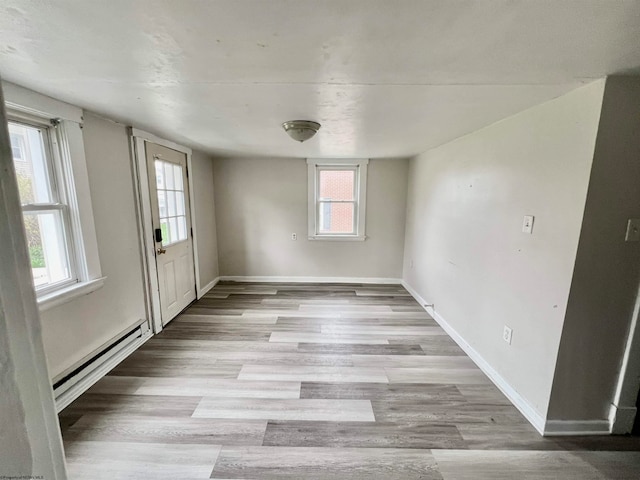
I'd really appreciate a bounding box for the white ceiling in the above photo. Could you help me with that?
[1,1,640,158]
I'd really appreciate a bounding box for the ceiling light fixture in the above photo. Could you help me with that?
[282,120,321,142]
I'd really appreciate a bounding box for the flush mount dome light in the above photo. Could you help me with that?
[282,120,321,142]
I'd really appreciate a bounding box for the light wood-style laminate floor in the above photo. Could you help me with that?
[60,282,640,479]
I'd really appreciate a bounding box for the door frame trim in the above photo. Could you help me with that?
[609,280,640,434]
[128,127,200,333]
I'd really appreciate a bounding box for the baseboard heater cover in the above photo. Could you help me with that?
[53,319,151,412]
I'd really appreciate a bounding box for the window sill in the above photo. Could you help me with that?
[308,235,367,242]
[38,277,106,312]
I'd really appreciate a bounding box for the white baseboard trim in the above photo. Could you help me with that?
[401,280,547,435]
[197,276,220,298]
[544,419,611,436]
[609,404,637,434]
[54,321,152,412]
[219,275,402,285]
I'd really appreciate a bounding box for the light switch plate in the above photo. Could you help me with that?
[522,215,534,234]
[625,219,640,242]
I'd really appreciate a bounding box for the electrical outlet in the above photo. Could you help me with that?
[291,233,297,241]
[522,215,534,234]
[503,325,513,345]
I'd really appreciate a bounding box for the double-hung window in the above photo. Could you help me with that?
[9,117,76,293]
[5,82,103,310]
[307,158,368,240]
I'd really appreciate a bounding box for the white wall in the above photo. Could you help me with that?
[191,150,219,291]
[40,112,147,379]
[213,156,408,280]
[402,80,605,419]
[548,77,640,421]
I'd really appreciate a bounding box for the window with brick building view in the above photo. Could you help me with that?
[308,159,368,240]
[318,169,356,234]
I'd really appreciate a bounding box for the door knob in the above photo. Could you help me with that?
[157,247,167,255]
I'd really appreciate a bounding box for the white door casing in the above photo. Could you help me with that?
[145,142,196,325]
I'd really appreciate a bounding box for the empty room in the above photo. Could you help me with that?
[2,1,640,479]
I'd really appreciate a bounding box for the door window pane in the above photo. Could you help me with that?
[176,191,185,216]
[155,161,165,189]
[164,162,175,189]
[167,190,177,217]
[177,216,187,240]
[154,159,188,246]
[173,164,183,190]
[157,190,167,218]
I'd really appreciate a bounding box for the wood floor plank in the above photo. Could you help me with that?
[64,441,220,479]
[299,304,395,312]
[455,423,563,450]
[238,365,389,383]
[89,376,301,398]
[299,382,466,403]
[64,414,267,445]
[210,446,443,479]
[62,393,202,417]
[297,343,426,355]
[352,355,477,368]
[269,332,390,344]
[431,449,614,479]
[372,401,530,424]
[276,316,439,327]
[173,314,279,324]
[192,398,375,422]
[456,384,514,405]
[210,351,354,366]
[146,338,300,352]
[570,451,640,478]
[110,361,242,378]
[385,367,490,384]
[321,325,447,336]
[263,420,467,449]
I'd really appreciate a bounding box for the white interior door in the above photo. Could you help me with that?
[145,142,196,325]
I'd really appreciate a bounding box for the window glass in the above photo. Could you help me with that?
[9,121,74,291]
[9,123,54,204]
[318,201,355,234]
[154,159,188,246]
[318,169,354,201]
[317,168,357,235]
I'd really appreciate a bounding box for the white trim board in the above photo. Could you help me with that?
[609,404,637,435]
[129,128,201,334]
[198,277,220,298]
[219,276,402,284]
[544,420,610,436]
[401,280,547,435]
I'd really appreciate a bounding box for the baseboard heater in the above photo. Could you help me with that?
[53,319,152,412]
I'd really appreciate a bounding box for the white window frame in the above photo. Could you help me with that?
[3,81,104,311]
[8,114,79,295]
[307,158,368,241]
